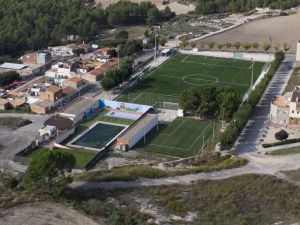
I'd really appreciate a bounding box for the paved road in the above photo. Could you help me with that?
[234,54,295,154]
[0,113,50,172]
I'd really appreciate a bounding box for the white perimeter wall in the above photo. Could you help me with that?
[179,50,275,62]
[129,115,158,148]
[296,42,300,62]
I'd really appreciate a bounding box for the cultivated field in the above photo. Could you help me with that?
[202,9,300,53]
[134,117,218,158]
[96,0,195,14]
[117,54,266,106]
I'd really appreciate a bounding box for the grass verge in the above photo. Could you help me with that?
[22,147,97,168]
[0,117,31,130]
[268,147,300,156]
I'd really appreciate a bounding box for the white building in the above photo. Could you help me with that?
[270,88,300,127]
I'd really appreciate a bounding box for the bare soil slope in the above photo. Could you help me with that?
[202,10,300,53]
[97,0,195,14]
[0,202,102,225]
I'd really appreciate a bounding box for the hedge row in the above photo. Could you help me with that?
[262,138,300,148]
[220,51,285,150]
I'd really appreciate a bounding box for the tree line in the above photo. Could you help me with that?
[194,0,300,14]
[0,0,174,57]
[101,57,134,91]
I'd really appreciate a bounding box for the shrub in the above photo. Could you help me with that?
[275,129,289,141]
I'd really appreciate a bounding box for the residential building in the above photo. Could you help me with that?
[270,87,300,126]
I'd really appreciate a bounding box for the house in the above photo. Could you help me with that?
[64,77,86,89]
[58,97,99,123]
[270,87,300,126]
[20,51,52,65]
[40,85,63,102]
[84,67,105,82]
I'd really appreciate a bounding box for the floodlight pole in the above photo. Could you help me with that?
[154,29,158,63]
[251,58,254,91]
[213,121,215,139]
[117,46,120,69]
[221,108,225,129]
[202,132,204,152]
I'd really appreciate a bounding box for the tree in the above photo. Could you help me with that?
[275,129,289,141]
[252,42,259,50]
[207,41,215,49]
[0,71,21,87]
[242,42,251,51]
[116,30,129,41]
[179,87,201,114]
[225,42,232,49]
[217,43,224,50]
[262,41,271,52]
[283,42,291,52]
[233,41,241,50]
[180,38,189,48]
[22,150,75,196]
[146,7,160,25]
[159,37,167,46]
[190,41,197,48]
[217,87,241,120]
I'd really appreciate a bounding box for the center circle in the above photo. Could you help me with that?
[182,74,219,86]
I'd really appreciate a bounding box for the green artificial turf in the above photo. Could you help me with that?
[133,117,218,158]
[117,54,266,106]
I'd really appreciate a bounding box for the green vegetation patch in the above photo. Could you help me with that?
[0,117,31,130]
[269,147,300,156]
[283,169,300,182]
[23,148,97,167]
[117,54,265,105]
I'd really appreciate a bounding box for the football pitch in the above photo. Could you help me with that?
[133,117,219,158]
[117,54,266,106]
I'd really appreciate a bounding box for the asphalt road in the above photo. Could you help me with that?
[234,54,295,154]
[0,113,50,172]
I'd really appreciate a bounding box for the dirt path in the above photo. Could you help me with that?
[0,202,102,225]
[201,10,300,53]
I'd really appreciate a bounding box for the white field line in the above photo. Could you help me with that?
[206,57,238,63]
[161,120,186,136]
[181,54,190,63]
[182,60,251,70]
[188,123,211,149]
[130,92,144,103]
[198,123,221,154]
[142,91,181,97]
[149,143,190,151]
[155,74,249,87]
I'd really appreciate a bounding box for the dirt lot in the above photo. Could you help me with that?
[202,9,300,53]
[96,0,195,14]
[0,202,103,225]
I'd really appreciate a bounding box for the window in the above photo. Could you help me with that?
[292,110,295,113]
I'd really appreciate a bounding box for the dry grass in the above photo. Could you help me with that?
[202,9,300,53]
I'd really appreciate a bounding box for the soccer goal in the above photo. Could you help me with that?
[154,101,180,110]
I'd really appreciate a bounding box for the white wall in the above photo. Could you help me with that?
[129,115,158,148]
[179,50,274,62]
[296,42,300,62]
